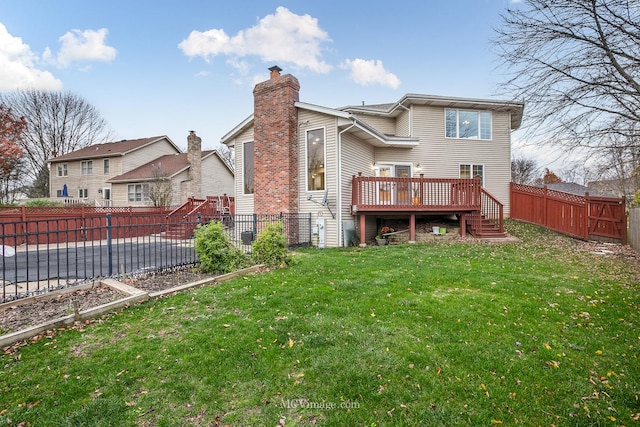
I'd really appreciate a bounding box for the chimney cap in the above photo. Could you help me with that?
[268,65,282,73]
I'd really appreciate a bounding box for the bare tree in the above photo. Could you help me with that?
[588,140,640,202]
[214,143,234,171]
[511,156,540,185]
[493,0,640,152]
[0,90,113,197]
[148,163,172,208]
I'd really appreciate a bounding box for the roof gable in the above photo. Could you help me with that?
[107,150,232,183]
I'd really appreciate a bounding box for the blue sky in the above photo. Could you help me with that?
[1,0,536,156]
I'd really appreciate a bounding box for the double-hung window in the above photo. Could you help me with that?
[128,183,149,202]
[460,164,485,186]
[445,109,492,140]
[78,188,88,199]
[57,163,68,177]
[81,160,93,175]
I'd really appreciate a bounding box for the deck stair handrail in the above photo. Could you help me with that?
[467,188,504,236]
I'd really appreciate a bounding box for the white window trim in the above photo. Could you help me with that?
[445,109,492,141]
[127,183,150,202]
[373,162,413,177]
[305,127,326,193]
[242,140,254,196]
[57,163,68,177]
[81,160,93,176]
[78,188,88,199]
[459,163,485,187]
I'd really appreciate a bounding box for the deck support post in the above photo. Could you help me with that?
[409,214,416,243]
[359,214,367,246]
[459,213,466,237]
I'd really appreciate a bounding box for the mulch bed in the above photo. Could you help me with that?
[0,268,214,337]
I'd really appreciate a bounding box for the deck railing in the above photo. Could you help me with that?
[351,175,482,212]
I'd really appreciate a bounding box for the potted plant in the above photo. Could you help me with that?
[375,226,393,245]
[412,187,420,205]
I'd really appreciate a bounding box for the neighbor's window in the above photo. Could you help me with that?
[78,188,88,199]
[103,159,110,174]
[445,109,492,140]
[306,128,325,191]
[460,164,485,186]
[128,183,149,202]
[243,141,254,195]
[57,163,68,177]
[81,160,93,175]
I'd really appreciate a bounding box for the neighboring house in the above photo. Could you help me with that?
[107,149,234,206]
[544,182,616,198]
[588,178,638,204]
[49,134,234,207]
[221,66,524,247]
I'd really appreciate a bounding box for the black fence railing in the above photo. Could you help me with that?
[0,212,312,302]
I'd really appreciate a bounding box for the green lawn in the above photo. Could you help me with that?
[1,221,639,426]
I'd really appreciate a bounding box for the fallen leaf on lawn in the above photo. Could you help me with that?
[125,401,136,407]
[223,324,231,328]
[595,350,603,355]
[288,338,294,348]
[546,360,560,368]
[437,367,442,375]
[491,420,503,424]
[544,342,551,350]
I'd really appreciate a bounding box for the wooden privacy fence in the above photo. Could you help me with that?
[510,183,627,244]
[0,205,172,246]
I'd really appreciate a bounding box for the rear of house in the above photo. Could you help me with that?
[222,66,523,247]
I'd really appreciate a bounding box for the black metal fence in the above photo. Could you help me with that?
[0,212,311,302]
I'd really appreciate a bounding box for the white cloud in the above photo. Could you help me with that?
[342,58,401,88]
[0,22,62,90]
[56,28,117,68]
[179,6,332,73]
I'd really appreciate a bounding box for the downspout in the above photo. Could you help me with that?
[337,120,357,247]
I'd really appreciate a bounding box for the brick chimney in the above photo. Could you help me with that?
[253,66,300,214]
[187,130,202,198]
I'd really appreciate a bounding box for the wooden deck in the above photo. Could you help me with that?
[351,175,504,244]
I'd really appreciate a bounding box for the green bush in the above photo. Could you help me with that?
[251,221,290,268]
[631,189,640,208]
[194,221,250,274]
[25,199,63,207]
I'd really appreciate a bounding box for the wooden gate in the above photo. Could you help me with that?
[510,183,627,244]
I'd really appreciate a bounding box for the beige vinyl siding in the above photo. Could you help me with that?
[396,108,411,137]
[408,105,512,214]
[51,158,116,205]
[351,114,396,135]
[202,154,234,196]
[340,133,375,243]
[122,138,179,171]
[231,128,254,215]
[110,183,130,206]
[297,111,339,246]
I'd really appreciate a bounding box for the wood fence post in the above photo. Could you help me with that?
[543,186,548,226]
[584,192,590,241]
